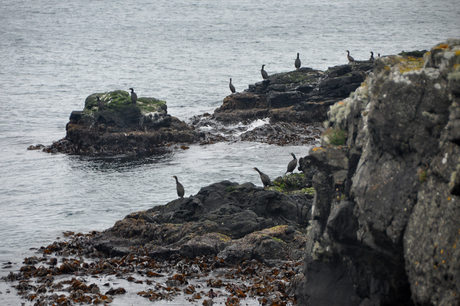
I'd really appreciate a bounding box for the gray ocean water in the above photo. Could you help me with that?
[1,0,459,304]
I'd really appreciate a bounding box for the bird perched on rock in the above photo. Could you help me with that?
[261,64,269,80]
[129,88,137,105]
[96,96,105,110]
[172,176,184,198]
[253,167,272,188]
[285,153,297,174]
[295,53,301,69]
[369,51,374,61]
[229,78,236,93]
[346,50,354,62]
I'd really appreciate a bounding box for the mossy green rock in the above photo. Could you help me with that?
[270,173,315,196]
[84,90,167,114]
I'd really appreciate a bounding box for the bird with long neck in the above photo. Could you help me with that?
[229,78,236,93]
[253,167,272,188]
[172,176,184,198]
[129,88,137,105]
[346,50,354,62]
[369,51,374,61]
[295,53,301,70]
[285,153,297,174]
[261,64,269,80]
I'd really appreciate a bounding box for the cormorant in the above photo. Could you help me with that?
[172,176,184,198]
[286,153,297,174]
[129,88,137,105]
[261,64,269,80]
[254,167,272,188]
[96,96,105,110]
[229,78,236,93]
[346,50,354,62]
[369,51,374,61]
[295,53,301,69]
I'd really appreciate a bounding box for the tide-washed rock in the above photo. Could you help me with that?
[213,63,372,124]
[91,181,313,263]
[293,40,460,305]
[43,90,199,155]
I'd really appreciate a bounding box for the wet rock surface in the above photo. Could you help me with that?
[3,178,313,305]
[44,91,199,155]
[2,232,300,306]
[92,180,313,262]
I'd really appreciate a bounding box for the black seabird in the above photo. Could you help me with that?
[346,50,354,62]
[96,96,105,110]
[172,176,184,198]
[295,53,301,69]
[254,167,272,188]
[286,153,297,174]
[261,64,269,80]
[129,88,137,105]
[229,78,236,93]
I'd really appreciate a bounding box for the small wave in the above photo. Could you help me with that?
[193,116,270,139]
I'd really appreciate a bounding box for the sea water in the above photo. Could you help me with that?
[1,0,459,304]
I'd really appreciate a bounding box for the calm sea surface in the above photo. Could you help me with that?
[1,0,459,304]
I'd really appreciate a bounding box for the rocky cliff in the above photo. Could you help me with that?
[294,39,460,305]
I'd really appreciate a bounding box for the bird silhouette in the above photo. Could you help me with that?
[229,78,236,93]
[295,53,301,69]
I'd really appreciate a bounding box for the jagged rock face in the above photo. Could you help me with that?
[90,181,313,263]
[213,64,371,124]
[295,40,460,305]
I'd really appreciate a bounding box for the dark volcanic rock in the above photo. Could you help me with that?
[293,40,460,306]
[91,180,313,263]
[213,63,373,124]
[44,91,199,155]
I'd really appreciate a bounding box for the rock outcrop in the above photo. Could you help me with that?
[212,64,372,124]
[91,180,313,263]
[45,90,199,155]
[42,62,374,154]
[293,39,460,305]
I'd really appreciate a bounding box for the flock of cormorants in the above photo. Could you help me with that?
[346,50,378,63]
[227,50,377,94]
[125,51,377,199]
[173,153,298,198]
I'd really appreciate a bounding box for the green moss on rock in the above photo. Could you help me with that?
[84,91,166,114]
[398,50,427,58]
[269,173,314,195]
